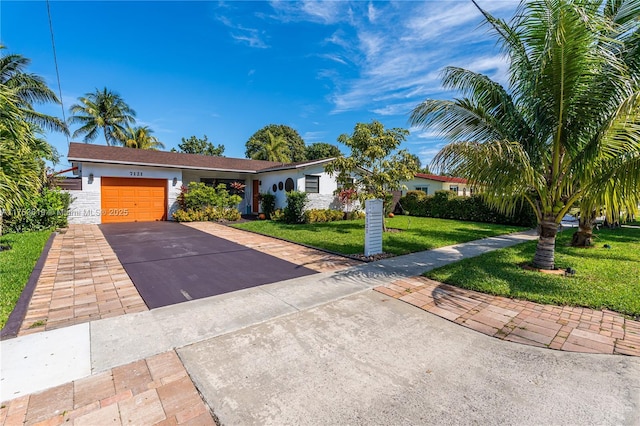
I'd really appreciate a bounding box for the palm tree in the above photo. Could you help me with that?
[250,130,291,162]
[118,125,165,150]
[0,86,54,235]
[69,87,136,146]
[410,0,640,270]
[0,45,68,135]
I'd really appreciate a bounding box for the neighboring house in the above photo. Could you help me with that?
[65,143,346,224]
[401,173,472,197]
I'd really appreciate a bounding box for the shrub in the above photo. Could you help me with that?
[259,193,276,219]
[4,187,72,233]
[180,182,242,210]
[397,190,536,227]
[172,206,240,222]
[304,209,344,223]
[346,211,366,220]
[271,209,285,222]
[283,191,308,224]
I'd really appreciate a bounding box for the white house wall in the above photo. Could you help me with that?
[66,163,182,224]
[256,165,342,211]
[401,178,471,197]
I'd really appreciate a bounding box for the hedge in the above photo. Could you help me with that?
[398,190,536,227]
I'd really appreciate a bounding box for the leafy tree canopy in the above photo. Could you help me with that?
[119,126,165,150]
[245,124,306,162]
[325,120,418,210]
[250,130,290,162]
[69,87,136,146]
[305,142,342,160]
[173,135,224,156]
[409,0,640,269]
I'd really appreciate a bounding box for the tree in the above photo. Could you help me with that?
[0,45,68,135]
[305,142,342,160]
[173,135,224,156]
[245,124,306,162]
[410,0,640,269]
[0,86,55,236]
[325,120,418,221]
[118,125,165,150]
[69,87,136,146]
[250,130,290,162]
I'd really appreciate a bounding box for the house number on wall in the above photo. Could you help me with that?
[129,171,143,176]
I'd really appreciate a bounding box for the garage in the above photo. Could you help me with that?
[101,177,167,223]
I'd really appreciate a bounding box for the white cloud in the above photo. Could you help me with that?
[302,131,326,142]
[217,15,269,48]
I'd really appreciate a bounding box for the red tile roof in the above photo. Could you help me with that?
[67,143,320,173]
[414,173,468,184]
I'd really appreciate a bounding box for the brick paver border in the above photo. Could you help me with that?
[0,351,216,425]
[18,225,147,336]
[376,276,640,356]
[184,221,363,272]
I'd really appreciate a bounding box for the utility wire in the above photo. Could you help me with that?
[46,0,69,146]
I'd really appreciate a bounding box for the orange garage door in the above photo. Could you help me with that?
[101,177,167,223]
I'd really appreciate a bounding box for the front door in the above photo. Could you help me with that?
[252,180,260,213]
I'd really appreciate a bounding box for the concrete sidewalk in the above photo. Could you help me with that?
[1,229,538,401]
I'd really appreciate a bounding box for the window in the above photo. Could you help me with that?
[450,185,458,194]
[415,186,429,195]
[305,175,319,193]
[463,188,467,196]
[285,178,295,192]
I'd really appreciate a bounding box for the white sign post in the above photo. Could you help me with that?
[364,199,383,257]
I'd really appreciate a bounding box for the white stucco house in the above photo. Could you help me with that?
[401,173,473,197]
[64,143,346,224]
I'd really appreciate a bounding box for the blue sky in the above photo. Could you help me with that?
[3,0,518,170]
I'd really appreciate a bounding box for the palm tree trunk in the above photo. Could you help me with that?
[103,128,110,146]
[533,218,558,269]
[571,211,595,247]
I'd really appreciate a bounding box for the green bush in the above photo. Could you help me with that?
[397,190,536,227]
[4,187,72,233]
[173,182,242,223]
[173,206,240,222]
[346,211,366,220]
[271,209,285,222]
[304,209,344,223]
[259,193,276,219]
[180,182,242,210]
[283,191,308,224]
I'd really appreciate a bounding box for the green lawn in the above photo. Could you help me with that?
[425,226,640,317]
[0,230,52,328]
[232,216,526,256]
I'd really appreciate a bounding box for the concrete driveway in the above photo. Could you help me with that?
[100,221,316,308]
[179,291,640,425]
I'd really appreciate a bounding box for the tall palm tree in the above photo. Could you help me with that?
[118,125,165,150]
[69,87,136,146]
[0,45,68,135]
[410,0,640,270]
[250,130,291,162]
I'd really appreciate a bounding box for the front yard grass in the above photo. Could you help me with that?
[232,216,526,256]
[425,226,640,317]
[0,230,52,329]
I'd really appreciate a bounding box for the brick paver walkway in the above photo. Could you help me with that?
[18,225,147,336]
[184,221,362,272]
[376,276,640,356]
[0,351,215,425]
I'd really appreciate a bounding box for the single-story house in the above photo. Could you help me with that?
[64,143,345,224]
[401,173,472,197]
